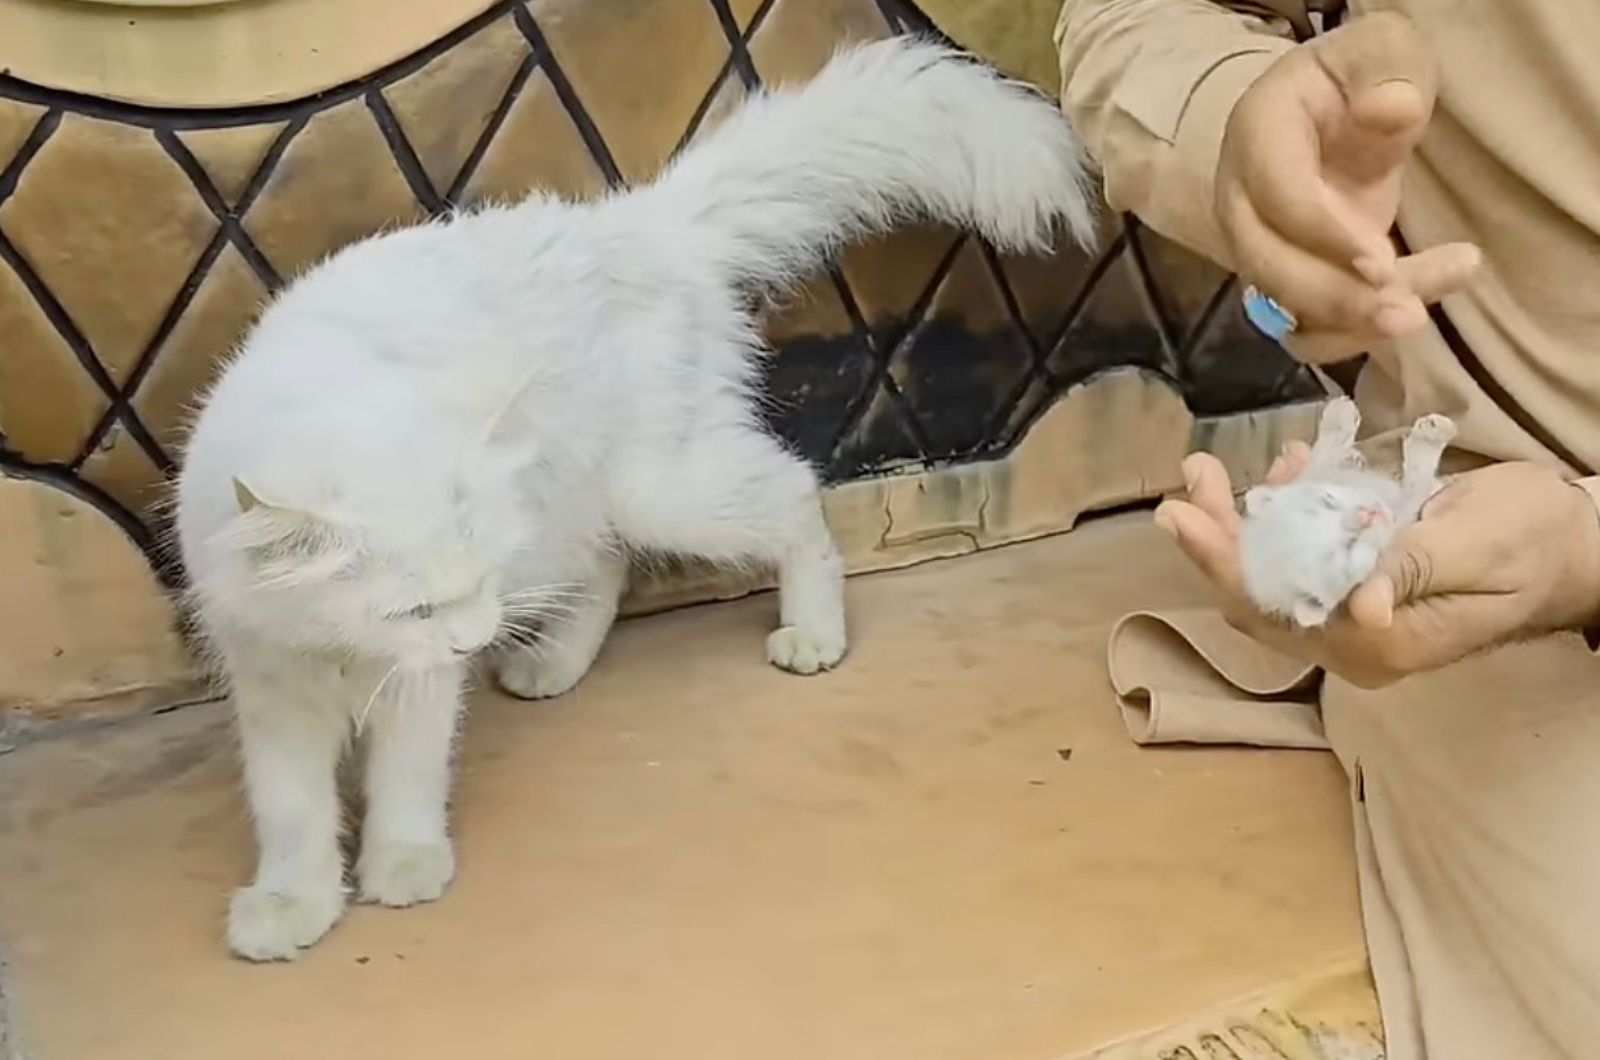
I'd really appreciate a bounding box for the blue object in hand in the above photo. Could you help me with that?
[1242,285,1298,345]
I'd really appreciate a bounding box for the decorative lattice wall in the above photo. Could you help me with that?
[0,0,1319,583]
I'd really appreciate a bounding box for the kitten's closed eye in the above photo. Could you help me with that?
[389,603,437,621]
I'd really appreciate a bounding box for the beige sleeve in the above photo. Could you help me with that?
[1054,0,1297,268]
[1570,477,1600,651]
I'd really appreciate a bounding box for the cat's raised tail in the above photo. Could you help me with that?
[647,36,1098,296]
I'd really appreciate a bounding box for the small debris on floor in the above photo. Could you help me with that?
[1056,748,1074,762]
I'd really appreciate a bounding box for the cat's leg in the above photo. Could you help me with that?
[1306,396,1363,474]
[611,430,845,675]
[1398,413,1456,520]
[356,665,464,907]
[495,551,628,700]
[226,648,350,961]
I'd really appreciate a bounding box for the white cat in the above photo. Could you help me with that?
[1238,397,1455,628]
[177,37,1096,961]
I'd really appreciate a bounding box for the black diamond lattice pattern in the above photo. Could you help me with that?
[0,0,1320,582]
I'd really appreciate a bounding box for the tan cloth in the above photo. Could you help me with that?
[1059,2,1600,1057]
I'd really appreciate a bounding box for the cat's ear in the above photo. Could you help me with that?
[232,476,306,517]
[1243,486,1273,516]
[233,476,263,513]
[229,476,326,550]
[1292,597,1333,629]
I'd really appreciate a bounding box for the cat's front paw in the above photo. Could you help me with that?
[356,840,455,907]
[227,883,345,962]
[494,648,593,700]
[766,625,846,676]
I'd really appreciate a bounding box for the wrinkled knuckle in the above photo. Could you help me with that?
[1392,548,1433,600]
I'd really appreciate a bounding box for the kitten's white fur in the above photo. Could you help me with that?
[1238,398,1455,628]
[176,37,1096,961]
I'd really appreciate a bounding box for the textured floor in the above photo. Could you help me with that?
[0,516,1371,1060]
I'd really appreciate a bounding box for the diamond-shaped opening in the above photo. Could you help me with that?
[0,115,218,387]
[748,0,891,87]
[1182,289,1322,416]
[887,242,1032,458]
[381,14,533,199]
[534,0,730,184]
[759,331,876,466]
[175,123,288,209]
[1125,222,1233,349]
[1046,241,1172,386]
[827,383,924,479]
[0,257,108,465]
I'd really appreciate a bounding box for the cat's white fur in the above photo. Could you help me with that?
[176,37,1096,961]
[1238,398,1455,628]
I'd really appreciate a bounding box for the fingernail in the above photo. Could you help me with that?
[1181,459,1200,494]
[1153,509,1179,540]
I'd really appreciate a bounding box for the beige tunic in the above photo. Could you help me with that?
[1058,2,1600,1056]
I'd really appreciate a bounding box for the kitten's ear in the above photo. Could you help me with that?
[1292,597,1333,629]
[1243,486,1273,516]
[233,476,264,513]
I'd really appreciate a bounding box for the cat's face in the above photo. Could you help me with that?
[221,458,525,670]
[1239,480,1390,628]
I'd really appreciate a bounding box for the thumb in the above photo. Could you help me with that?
[1347,517,1483,628]
[1310,12,1439,183]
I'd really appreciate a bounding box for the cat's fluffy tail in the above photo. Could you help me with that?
[647,36,1097,295]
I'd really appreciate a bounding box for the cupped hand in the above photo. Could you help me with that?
[1155,449,1600,687]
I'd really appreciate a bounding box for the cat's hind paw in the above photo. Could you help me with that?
[356,840,455,908]
[766,625,846,676]
[1410,413,1457,446]
[227,883,345,962]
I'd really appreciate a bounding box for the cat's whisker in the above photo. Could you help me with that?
[354,663,399,736]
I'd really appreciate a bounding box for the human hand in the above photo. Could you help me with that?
[1215,11,1481,364]
[1155,450,1600,687]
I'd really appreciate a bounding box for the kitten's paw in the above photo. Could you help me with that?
[1411,413,1457,445]
[766,625,847,676]
[1320,396,1360,436]
[227,883,345,962]
[356,840,455,907]
[494,649,593,701]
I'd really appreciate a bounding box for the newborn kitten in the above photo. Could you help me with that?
[177,37,1096,961]
[1238,397,1455,628]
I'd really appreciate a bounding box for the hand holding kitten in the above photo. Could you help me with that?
[1156,444,1600,688]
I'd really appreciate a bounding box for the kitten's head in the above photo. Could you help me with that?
[211,451,525,671]
[1239,480,1389,628]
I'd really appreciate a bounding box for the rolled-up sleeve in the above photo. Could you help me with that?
[1055,0,1296,268]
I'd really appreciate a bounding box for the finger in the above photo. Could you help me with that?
[1155,498,1246,596]
[1280,440,1312,478]
[1346,514,1500,627]
[1283,326,1377,365]
[1395,242,1483,303]
[1280,284,1432,363]
[1264,441,1313,486]
[1181,452,1240,533]
[1240,139,1393,271]
[1225,196,1387,331]
[1310,12,1439,182]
